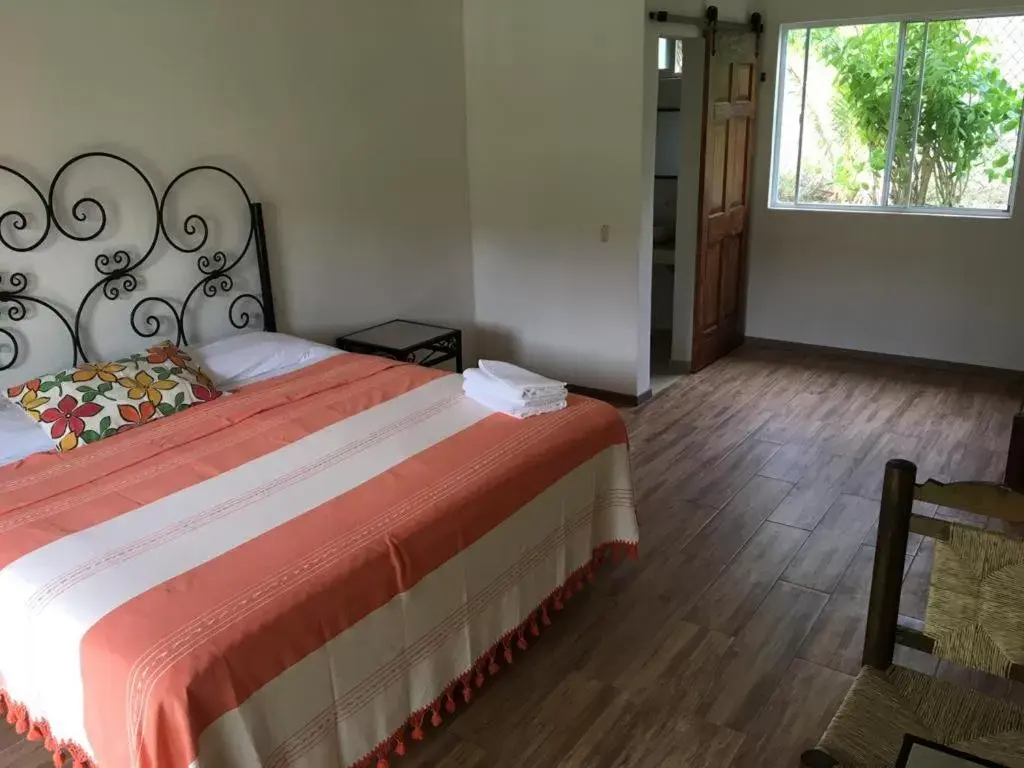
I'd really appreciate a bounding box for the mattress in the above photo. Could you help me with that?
[0,353,638,768]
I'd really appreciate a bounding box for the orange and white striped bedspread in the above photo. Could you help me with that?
[0,354,638,768]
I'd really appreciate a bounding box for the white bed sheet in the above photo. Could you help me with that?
[0,401,53,467]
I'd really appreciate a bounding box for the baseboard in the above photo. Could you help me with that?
[745,337,1024,379]
[568,384,653,408]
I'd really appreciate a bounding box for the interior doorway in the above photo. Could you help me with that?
[691,30,759,371]
[650,32,705,394]
[645,10,762,394]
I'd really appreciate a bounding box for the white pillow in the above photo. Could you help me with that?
[0,400,53,466]
[188,331,341,391]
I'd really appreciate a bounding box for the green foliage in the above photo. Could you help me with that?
[815,21,1021,207]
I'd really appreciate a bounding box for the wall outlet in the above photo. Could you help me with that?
[600,224,610,243]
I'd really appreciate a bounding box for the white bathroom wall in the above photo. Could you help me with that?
[653,74,682,334]
[671,36,707,367]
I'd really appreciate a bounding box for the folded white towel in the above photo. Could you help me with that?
[463,379,565,410]
[463,369,565,406]
[463,383,567,419]
[477,360,566,399]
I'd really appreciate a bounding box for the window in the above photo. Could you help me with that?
[770,14,1024,216]
[658,38,684,75]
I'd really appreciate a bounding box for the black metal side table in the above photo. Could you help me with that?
[336,320,463,372]
[896,734,1004,767]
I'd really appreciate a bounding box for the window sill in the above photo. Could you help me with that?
[767,202,1012,221]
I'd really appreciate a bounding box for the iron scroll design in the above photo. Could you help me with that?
[0,152,276,372]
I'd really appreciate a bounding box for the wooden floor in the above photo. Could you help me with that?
[2,345,1022,767]
[398,345,1023,767]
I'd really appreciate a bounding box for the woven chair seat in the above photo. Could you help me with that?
[927,523,1024,677]
[816,665,1024,767]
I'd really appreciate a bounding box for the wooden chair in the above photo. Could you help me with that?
[801,458,1024,768]
[1006,410,1024,492]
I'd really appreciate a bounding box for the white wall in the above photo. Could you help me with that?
[465,0,650,395]
[655,111,684,176]
[0,0,796,393]
[464,0,758,396]
[0,0,474,386]
[671,36,707,366]
[747,0,1024,370]
[647,0,754,20]
[652,76,680,335]
[655,76,683,176]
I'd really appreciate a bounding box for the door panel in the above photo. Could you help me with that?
[733,63,753,100]
[709,122,728,214]
[725,118,749,207]
[721,237,740,319]
[691,29,759,372]
[699,241,722,334]
[711,51,732,99]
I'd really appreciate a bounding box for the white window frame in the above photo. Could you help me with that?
[768,11,1024,219]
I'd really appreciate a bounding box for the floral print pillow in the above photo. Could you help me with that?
[3,341,221,453]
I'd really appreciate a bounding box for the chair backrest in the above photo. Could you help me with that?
[863,459,1024,681]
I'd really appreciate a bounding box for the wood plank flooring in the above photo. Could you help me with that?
[407,345,1020,767]
[1,345,1021,767]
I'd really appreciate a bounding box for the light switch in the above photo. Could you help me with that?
[600,224,610,242]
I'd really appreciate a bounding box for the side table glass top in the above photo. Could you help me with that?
[897,736,1006,768]
[341,320,455,352]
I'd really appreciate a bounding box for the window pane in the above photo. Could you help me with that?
[774,29,806,203]
[772,15,1024,214]
[887,23,927,207]
[658,38,669,70]
[798,23,900,206]
[900,17,1024,210]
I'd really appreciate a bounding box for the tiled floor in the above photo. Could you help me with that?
[398,344,1024,766]
[650,329,684,397]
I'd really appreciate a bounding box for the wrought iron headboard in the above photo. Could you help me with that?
[0,151,277,373]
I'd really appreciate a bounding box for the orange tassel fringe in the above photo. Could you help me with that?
[0,540,636,768]
[0,691,95,768]
[351,540,637,768]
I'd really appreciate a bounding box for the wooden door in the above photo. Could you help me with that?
[691,31,759,372]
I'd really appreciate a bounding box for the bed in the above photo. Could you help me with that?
[0,153,639,768]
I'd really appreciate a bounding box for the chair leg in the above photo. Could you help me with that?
[800,748,839,767]
[1006,412,1024,491]
[863,458,916,670]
